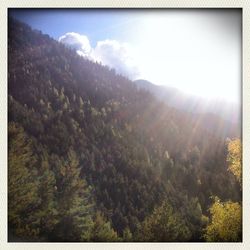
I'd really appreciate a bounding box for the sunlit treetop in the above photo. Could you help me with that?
[227,138,242,186]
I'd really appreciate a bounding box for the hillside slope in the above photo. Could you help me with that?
[134,79,241,127]
[8,17,241,242]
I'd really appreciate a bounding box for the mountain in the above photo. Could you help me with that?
[134,79,240,125]
[134,79,181,101]
[8,17,241,242]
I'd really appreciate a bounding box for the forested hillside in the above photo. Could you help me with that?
[8,17,241,242]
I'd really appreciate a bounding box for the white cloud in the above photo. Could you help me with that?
[58,33,140,80]
[58,32,91,55]
[92,40,140,79]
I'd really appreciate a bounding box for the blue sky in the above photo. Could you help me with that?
[9,9,142,45]
[9,9,241,103]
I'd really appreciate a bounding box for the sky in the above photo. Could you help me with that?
[9,9,242,103]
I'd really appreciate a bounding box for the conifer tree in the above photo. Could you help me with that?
[136,201,191,241]
[36,153,58,238]
[8,122,40,238]
[90,211,120,241]
[51,149,93,241]
[122,227,132,242]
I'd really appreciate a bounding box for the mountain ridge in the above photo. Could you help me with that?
[8,17,241,242]
[134,79,240,125]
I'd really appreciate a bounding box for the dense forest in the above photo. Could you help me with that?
[8,17,242,242]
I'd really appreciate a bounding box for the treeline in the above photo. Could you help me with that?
[8,17,241,242]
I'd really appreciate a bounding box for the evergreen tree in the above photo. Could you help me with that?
[90,211,120,241]
[50,149,93,241]
[122,227,133,242]
[8,122,40,238]
[136,201,191,241]
[35,153,58,239]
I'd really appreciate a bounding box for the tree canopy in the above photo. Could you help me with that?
[204,138,242,242]
[227,139,242,186]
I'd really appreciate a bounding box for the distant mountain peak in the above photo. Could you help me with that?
[134,79,240,125]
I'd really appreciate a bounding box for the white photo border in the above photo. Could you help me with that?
[1,1,249,250]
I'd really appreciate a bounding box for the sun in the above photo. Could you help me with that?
[131,12,240,104]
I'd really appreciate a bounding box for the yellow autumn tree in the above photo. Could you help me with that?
[204,197,241,241]
[204,138,242,242]
[227,139,242,186]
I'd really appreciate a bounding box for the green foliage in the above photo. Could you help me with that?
[35,154,58,237]
[204,198,242,242]
[51,149,94,241]
[8,122,40,238]
[136,201,192,241]
[8,17,241,242]
[178,196,208,241]
[122,227,133,242]
[90,212,120,241]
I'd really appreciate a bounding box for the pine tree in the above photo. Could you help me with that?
[136,201,191,241]
[90,211,120,241]
[51,149,93,241]
[35,153,58,239]
[8,122,40,238]
[122,227,132,241]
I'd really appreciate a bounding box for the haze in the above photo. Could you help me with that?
[10,9,242,103]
